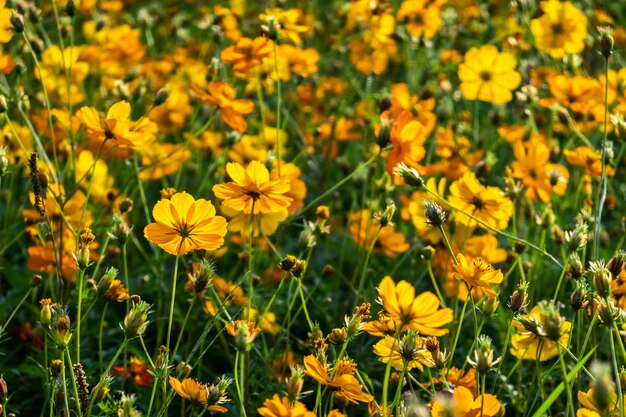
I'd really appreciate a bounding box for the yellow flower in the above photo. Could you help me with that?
[531,0,587,59]
[375,275,453,336]
[510,304,571,361]
[257,394,315,417]
[431,386,503,417]
[458,45,521,104]
[259,8,310,45]
[144,192,228,256]
[77,101,155,151]
[373,333,434,371]
[448,171,513,231]
[0,0,12,43]
[397,0,442,40]
[212,161,292,215]
[451,254,503,299]
[303,355,373,404]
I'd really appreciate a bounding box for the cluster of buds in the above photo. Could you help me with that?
[468,335,500,375]
[344,303,370,339]
[278,255,306,278]
[225,320,261,352]
[122,298,150,338]
[74,227,95,270]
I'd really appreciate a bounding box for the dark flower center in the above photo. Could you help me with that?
[551,23,564,35]
[471,196,485,209]
[480,71,492,82]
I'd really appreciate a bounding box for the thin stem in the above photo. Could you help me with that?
[594,55,610,260]
[76,269,86,363]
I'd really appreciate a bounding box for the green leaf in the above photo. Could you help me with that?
[530,345,597,417]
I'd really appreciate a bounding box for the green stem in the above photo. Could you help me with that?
[76,269,86,363]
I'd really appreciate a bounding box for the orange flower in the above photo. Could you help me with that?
[113,357,153,387]
[144,192,228,256]
[564,146,615,178]
[375,276,453,336]
[258,394,315,417]
[221,36,275,75]
[510,138,569,202]
[192,81,254,133]
[382,110,428,184]
[451,254,503,299]
[213,161,292,215]
[77,101,155,150]
[303,355,373,404]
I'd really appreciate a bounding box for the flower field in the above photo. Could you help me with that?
[0,0,625,416]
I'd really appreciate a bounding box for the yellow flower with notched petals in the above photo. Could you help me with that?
[144,192,227,256]
[458,45,521,104]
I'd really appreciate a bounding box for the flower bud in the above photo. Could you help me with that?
[377,117,392,148]
[122,301,150,338]
[590,261,612,297]
[423,200,446,227]
[153,88,169,107]
[393,163,424,188]
[39,298,52,325]
[52,313,73,347]
[50,359,62,377]
[31,274,42,287]
[119,198,134,214]
[0,378,7,403]
[508,282,529,313]
[607,250,626,279]
[286,366,304,401]
[482,297,499,316]
[327,328,347,345]
[598,26,614,59]
[0,96,7,114]
[11,14,24,34]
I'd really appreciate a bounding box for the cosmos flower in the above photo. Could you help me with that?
[458,45,521,104]
[531,0,587,59]
[144,192,228,256]
[448,171,513,231]
[451,254,503,299]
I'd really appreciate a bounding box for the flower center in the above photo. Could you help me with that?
[246,190,261,200]
[551,23,564,35]
[471,196,485,209]
[480,70,492,82]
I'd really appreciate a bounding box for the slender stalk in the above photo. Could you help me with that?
[558,345,575,417]
[355,225,382,303]
[76,269,86,363]
[594,55,610,260]
[166,243,184,361]
[65,348,82,417]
